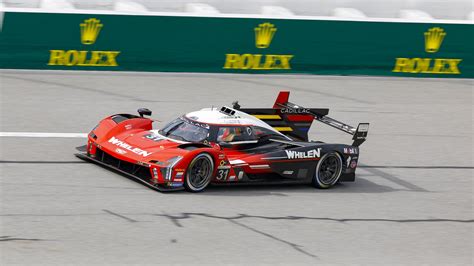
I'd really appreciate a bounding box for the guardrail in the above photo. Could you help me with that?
[0,10,472,78]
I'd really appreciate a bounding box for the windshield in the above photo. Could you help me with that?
[159,118,209,142]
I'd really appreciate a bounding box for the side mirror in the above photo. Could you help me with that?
[137,108,152,117]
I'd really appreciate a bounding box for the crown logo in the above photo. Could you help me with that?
[80,18,103,45]
[424,27,446,53]
[255,22,277,49]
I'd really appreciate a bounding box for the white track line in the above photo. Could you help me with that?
[0,132,87,138]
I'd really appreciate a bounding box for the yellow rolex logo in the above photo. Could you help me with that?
[80,18,103,45]
[255,22,277,49]
[424,27,446,53]
[392,27,461,75]
[223,22,293,70]
[48,18,120,67]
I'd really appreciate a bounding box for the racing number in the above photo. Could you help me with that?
[216,169,230,181]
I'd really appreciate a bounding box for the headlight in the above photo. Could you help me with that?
[166,156,183,166]
[152,156,183,181]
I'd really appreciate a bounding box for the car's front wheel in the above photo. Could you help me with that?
[312,152,343,189]
[184,153,214,192]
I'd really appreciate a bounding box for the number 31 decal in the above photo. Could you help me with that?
[216,169,230,180]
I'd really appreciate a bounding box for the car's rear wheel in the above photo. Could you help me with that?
[184,153,214,192]
[312,152,343,189]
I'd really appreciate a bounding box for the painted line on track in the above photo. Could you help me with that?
[0,132,87,138]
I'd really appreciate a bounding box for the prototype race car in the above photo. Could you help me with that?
[76,91,369,192]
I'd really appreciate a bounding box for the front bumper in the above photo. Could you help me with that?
[75,152,184,192]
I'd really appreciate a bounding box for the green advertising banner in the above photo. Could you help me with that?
[0,12,473,78]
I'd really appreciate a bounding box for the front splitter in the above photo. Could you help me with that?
[75,152,184,192]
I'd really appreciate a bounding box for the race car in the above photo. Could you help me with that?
[76,91,369,192]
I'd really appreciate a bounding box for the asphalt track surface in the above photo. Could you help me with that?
[0,70,473,265]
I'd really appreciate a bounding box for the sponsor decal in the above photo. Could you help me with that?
[108,136,152,157]
[48,18,120,67]
[216,169,230,180]
[80,18,102,45]
[185,117,210,129]
[219,115,241,120]
[343,147,358,155]
[255,22,276,49]
[350,161,357,169]
[223,22,294,70]
[393,27,462,75]
[285,148,321,159]
[115,148,127,155]
[223,54,293,70]
[281,108,311,114]
[167,182,183,187]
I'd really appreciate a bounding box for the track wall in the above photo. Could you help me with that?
[0,11,472,78]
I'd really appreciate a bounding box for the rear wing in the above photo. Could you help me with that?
[235,91,369,146]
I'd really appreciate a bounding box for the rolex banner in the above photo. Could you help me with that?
[0,12,473,78]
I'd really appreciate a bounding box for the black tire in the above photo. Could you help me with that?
[184,153,214,192]
[312,152,343,189]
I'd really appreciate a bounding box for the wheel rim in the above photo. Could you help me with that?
[318,154,342,185]
[188,154,213,190]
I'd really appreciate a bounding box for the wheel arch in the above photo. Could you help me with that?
[181,149,219,175]
[313,150,344,189]
[92,115,153,142]
[183,152,216,192]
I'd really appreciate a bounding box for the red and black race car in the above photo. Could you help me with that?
[76,91,369,192]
